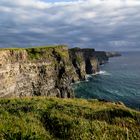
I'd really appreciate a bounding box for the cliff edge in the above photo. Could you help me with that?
[0,45,108,98]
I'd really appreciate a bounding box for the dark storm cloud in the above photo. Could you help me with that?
[0,0,140,51]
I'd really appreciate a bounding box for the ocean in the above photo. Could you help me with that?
[73,52,140,110]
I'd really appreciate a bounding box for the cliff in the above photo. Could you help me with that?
[0,45,108,98]
[106,52,121,58]
[69,48,100,80]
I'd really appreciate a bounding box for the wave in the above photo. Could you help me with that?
[93,70,111,76]
[85,74,93,79]
[72,71,110,86]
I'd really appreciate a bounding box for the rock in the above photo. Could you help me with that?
[106,52,121,58]
[0,46,109,98]
[116,101,125,106]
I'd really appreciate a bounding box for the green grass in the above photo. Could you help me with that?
[25,45,68,60]
[0,97,140,140]
[0,45,69,61]
[0,45,68,51]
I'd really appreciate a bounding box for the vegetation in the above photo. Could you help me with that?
[0,97,140,140]
[0,45,69,61]
[25,45,68,60]
[0,45,67,51]
[76,55,83,64]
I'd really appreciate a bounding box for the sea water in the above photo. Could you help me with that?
[73,52,140,110]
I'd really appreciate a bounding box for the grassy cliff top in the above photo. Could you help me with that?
[0,97,140,140]
[0,45,69,60]
[70,47,95,52]
[0,45,68,51]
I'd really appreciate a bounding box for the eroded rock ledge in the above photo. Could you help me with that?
[0,45,108,98]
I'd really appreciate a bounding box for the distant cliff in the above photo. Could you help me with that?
[0,45,108,98]
[106,52,121,58]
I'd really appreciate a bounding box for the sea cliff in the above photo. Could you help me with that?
[0,45,108,98]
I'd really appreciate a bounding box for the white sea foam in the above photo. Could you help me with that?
[85,79,89,82]
[93,70,111,76]
[85,74,92,79]
[71,71,110,86]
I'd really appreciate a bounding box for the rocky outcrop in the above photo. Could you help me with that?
[93,51,109,65]
[106,52,121,58]
[69,48,100,80]
[0,46,109,98]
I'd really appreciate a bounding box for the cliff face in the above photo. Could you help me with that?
[106,52,121,58]
[69,48,100,80]
[0,46,108,98]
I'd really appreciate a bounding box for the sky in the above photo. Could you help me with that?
[0,0,140,51]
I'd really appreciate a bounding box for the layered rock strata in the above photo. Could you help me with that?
[0,46,108,98]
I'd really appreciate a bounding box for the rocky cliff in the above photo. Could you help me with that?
[106,52,121,58]
[0,45,108,98]
[69,48,100,80]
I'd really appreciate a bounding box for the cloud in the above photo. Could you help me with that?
[0,0,140,51]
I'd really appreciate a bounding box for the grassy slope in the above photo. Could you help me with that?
[0,97,140,140]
